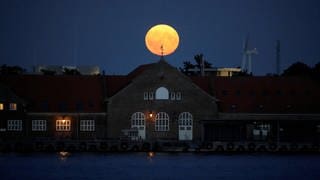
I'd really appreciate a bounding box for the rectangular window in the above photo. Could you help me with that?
[9,103,17,111]
[80,120,95,131]
[176,92,181,100]
[56,120,71,131]
[7,120,22,131]
[149,92,154,100]
[170,92,175,100]
[32,120,47,131]
[144,92,148,100]
[0,103,3,110]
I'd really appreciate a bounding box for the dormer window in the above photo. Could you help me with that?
[9,103,17,111]
[149,92,154,100]
[176,92,181,100]
[170,92,175,100]
[155,87,169,100]
[144,92,148,100]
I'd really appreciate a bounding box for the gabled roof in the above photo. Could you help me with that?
[127,63,155,80]
[105,75,130,97]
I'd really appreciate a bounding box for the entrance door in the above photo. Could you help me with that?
[131,112,146,140]
[178,112,193,141]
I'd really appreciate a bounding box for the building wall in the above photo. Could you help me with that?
[107,60,218,141]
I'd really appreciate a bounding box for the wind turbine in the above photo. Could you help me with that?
[241,35,258,74]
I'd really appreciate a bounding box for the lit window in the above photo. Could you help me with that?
[80,120,95,131]
[148,92,154,100]
[144,92,148,100]
[56,120,71,131]
[0,103,3,110]
[176,92,181,100]
[9,103,17,110]
[32,120,47,131]
[155,87,169,100]
[7,120,22,131]
[170,92,175,100]
[155,112,169,131]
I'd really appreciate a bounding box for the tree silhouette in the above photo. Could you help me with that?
[282,61,312,77]
[63,68,81,75]
[0,64,25,75]
[180,54,212,76]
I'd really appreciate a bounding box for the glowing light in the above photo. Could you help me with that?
[145,24,179,56]
[62,119,66,123]
[58,151,70,161]
[148,151,155,158]
[149,112,153,118]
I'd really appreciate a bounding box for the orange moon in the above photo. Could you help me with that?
[145,24,179,56]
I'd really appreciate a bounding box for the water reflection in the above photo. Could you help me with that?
[58,151,70,161]
[147,151,155,162]
[147,151,155,158]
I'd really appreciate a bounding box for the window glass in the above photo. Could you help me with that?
[155,87,169,100]
[155,112,169,131]
[32,120,47,131]
[56,120,71,131]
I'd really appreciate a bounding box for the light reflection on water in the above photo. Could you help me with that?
[1,153,320,180]
[58,151,71,161]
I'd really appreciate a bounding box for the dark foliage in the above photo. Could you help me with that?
[41,69,56,75]
[63,68,81,75]
[282,61,312,77]
[0,64,26,75]
[180,54,212,75]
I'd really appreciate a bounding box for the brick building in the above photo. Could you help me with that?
[0,60,320,150]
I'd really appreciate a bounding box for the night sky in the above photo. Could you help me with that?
[1,0,320,75]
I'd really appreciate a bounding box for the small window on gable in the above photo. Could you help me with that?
[170,92,175,100]
[144,92,148,100]
[176,92,181,100]
[155,87,169,100]
[149,92,154,100]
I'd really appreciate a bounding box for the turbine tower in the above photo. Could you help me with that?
[241,36,258,74]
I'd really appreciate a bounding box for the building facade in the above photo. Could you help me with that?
[0,60,320,151]
[107,60,218,142]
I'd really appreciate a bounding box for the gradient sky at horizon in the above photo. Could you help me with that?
[1,0,320,75]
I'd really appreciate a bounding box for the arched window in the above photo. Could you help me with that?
[131,112,145,127]
[155,87,169,100]
[178,112,193,141]
[179,112,193,126]
[131,112,146,140]
[155,112,169,131]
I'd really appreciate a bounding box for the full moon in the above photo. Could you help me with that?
[145,24,179,56]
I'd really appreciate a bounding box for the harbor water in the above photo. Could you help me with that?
[1,152,320,179]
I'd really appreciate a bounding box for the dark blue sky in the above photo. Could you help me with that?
[1,0,320,75]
